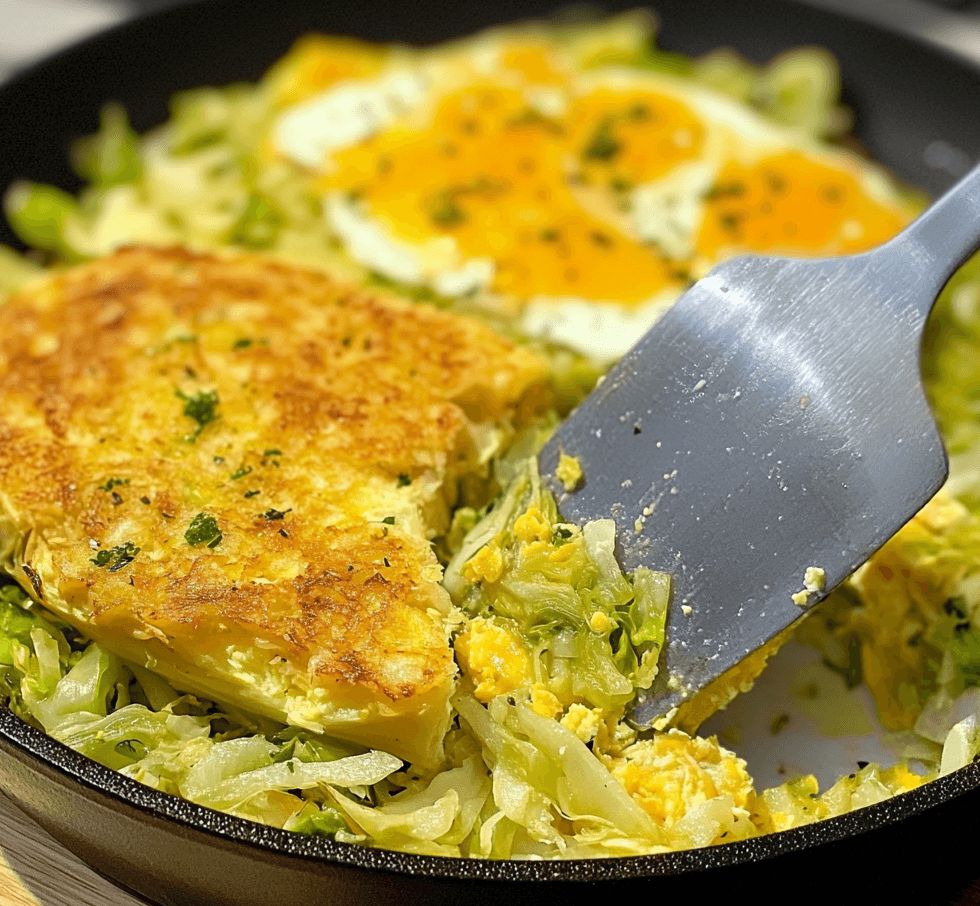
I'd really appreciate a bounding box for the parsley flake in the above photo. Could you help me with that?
[261,508,291,521]
[175,388,220,440]
[427,190,467,227]
[98,478,130,492]
[583,117,621,161]
[185,513,223,548]
[115,738,148,758]
[90,541,141,572]
[552,526,575,547]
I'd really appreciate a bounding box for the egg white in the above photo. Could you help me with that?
[273,68,432,170]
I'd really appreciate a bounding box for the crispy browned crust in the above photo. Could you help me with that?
[0,246,548,744]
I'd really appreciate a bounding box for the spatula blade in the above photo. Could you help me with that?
[539,252,948,727]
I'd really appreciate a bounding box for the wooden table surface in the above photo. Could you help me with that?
[0,791,141,906]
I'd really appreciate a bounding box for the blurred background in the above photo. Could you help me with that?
[3,0,980,84]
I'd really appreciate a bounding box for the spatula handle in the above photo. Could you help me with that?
[889,157,980,318]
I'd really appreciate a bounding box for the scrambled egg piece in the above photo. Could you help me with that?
[529,683,563,719]
[512,504,552,544]
[555,453,584,492]
[792,565,827,607]
[561,703,604,744]
[454,617,532,702]
[598,728,757,832]
[462,543,505,585]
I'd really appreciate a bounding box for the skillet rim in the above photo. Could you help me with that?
[2,0,980,886]
[3,702,980,881]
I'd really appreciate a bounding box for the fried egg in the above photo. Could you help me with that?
[269,19,913,362]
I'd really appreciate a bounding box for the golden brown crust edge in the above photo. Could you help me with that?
[0,246,550,764]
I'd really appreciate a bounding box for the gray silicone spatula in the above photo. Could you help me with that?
[539,158,980,729]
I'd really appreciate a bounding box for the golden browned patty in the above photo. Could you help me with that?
[0,246,550,765]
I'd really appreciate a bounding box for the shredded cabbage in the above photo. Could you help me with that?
[2,9,980,863]
[447,458,670,714]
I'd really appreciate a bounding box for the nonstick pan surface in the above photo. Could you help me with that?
[2,2,980,904]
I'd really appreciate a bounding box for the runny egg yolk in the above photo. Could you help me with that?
[569,87,706,185]
[321,84,694,304]
[311,56,908,306]
[697,152,906,258]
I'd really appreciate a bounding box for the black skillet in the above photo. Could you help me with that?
[2,1,980,904]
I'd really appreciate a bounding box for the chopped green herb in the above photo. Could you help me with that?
[764,171,787,194]
[261,508,291,521]
[263,449,282,457]
[230,465,252,481]
[427,190,466,228]
[719,212,741,233]
[381,516,395,525]
[175,388,220,439]
[706,182,746,200]
[185,513,223,548]
[552,526,575,547]
[233,338,253,350]
[504,107,564,134]
[583,117,621,161]
[397,474,412,487]
[770,713,790,735]
[98,477,130,492]
[90,541,141,572]
[244,489,261,498]
[213,456,225,465]
[822,184,845,204]
[114,738,149,758]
